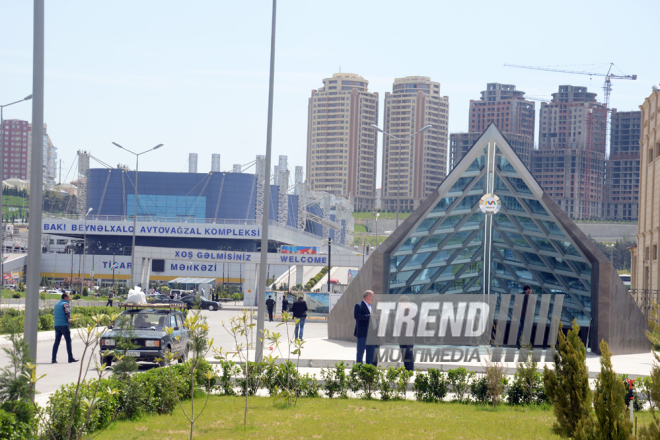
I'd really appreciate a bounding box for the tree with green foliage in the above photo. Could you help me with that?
[0,325,31,403]
[544,320,592,438]
[589,340,632,440]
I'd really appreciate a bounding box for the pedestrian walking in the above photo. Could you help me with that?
[292,296,308,340]
[354,290,377,365]
[281,296,289,320]
[52,293,78,363]
[105,290,114,307]
[266,295,276,322]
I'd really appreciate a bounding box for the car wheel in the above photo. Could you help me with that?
[208,304,214,311]
[100,355,112,368]
[158,347,172,367]
[178,345,189,363]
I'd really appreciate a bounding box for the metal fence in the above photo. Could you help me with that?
[630,289,660,320]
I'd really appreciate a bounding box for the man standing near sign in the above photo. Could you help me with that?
[354,290,376,365]
[52,293,77,363]
[266,295,275,322]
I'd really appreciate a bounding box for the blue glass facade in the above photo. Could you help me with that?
[126,194,207,220]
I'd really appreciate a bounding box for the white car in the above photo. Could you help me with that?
[46,289,60,294]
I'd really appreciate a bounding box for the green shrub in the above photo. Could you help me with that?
[0,408,33,440]
[379,366,412,401]
[320,361,350,399]
[237,361,266,396]
[350,364,382,399]
[413,368,448,402]
[72,294,81,300]
[470,376,489,403]
[82,287,88,297]
[38,314,54,331]
[447,367,474,401]
[216,360,239,395]
[0,401,37,439]
[11,293,20,299]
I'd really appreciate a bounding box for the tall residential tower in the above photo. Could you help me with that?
[381,76,448,212]
[306,73,379,211]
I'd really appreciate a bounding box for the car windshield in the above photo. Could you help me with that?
[114,313,170,330]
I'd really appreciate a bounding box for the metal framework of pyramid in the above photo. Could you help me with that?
[329,124,649,355]
[389,129,591,329]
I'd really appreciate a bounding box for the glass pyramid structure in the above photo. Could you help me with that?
[329,124,649,355]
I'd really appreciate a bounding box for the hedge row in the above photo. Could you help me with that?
[304,267,328,291]
[0,306,118,334]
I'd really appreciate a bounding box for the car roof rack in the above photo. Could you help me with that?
[117,303,187,311]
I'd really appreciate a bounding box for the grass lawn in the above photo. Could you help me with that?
[90,395,648,440]
[353,211,412,220]
[354,224,367,233]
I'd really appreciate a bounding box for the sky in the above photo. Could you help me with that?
[1,0,657,185]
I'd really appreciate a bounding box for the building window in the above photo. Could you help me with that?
[654,245,658,260]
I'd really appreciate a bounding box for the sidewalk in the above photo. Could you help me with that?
[0,329,83,347]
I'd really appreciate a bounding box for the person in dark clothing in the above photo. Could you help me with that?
[281,296,289,320]
[266,295,276,322]
[517,285,532,348]
[291,296,308,340]
[52,293,78,363]
[105,290,114,307]
[354,290,377,365]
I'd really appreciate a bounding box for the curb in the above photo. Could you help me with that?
[0,330,83,347]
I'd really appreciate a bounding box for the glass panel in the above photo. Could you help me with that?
[435,215,463,231]
[510,265,534,280]
[432,197,457,214]
[496,155,516,173]
[513,216,542,233]
[448,176,476,194]
[414,218,438,234]
[533,270,560,285]
[546,256,572,272]
[461,214,484,228]
[398,285,425,295]
[421,233,448,249]
[495,175,511,193]
[391,270,416,285]
[463,261,482,275]
[504,176,533,194]
[495,247,523,263]
[446,230,474,246]
[493,229,506,244]
[493,213,516,229]
[415,267,441,282]
[455,246,481,261]
[540,220,565,237]
[519,251,545,266]
[492,262,511,276]
[500,195,525,212]
[554,240,581,257]
[427,250,452,267]
[452,195,481,211]
[437,264,464,279]
[571,260,592,276]
[501,231,532,248]
[561,275,589,292]
[524,199,550,217]
[406,252,432,267]
[469,175,486,192]
[426,280,449,294]
[399,236,422,252]
[465,229,484,246]
[390,255,407,270]
[466,155,486,172]
[529,236,556,252]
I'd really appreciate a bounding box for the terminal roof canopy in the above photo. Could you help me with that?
[167,277,216,286]
[388,124,592,328]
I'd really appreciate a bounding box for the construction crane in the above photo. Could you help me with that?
[504,63,636,111]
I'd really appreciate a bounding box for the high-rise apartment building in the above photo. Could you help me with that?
[531,85,607,219]
[631,89,660,290]
[2,119,58,188]
[381,76,448,212]
[450,83,534,169]
[603,110,641,220]
[1,119,30,181]
[306,73,379,211]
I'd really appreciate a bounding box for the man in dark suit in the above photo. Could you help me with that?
[266,295,276,322]
[354,290,377,365]
[281,296,289,321]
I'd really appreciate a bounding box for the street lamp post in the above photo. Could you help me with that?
[0,94,32,291]
[370,124,433,228]
[113,142,163,288]
[323,238,332,293]
[80,207,92,294]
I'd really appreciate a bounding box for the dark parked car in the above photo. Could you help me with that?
[146,294,185,305]
[99,308,190,367]
[180,295,221,311]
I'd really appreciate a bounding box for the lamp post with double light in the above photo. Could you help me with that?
[370,124,432,229]
[0,94,32,290]
[113,142,164,288]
